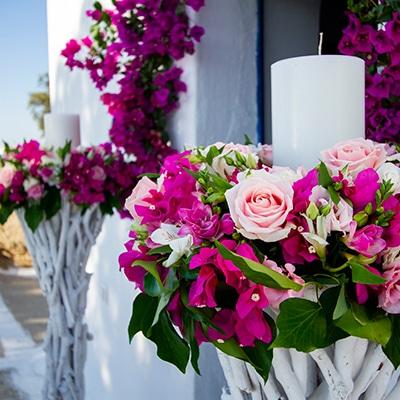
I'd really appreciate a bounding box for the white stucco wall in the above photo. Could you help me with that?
[46,1,258,399]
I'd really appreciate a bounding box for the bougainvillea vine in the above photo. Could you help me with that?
[62,0,205,174]
[339,2,400,144]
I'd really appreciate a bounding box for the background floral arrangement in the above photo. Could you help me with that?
[0,140,140,231]
[61,0,205,174]
[118,139,400,379]
[339,2,400,143]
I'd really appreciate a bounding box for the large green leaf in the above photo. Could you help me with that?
[146,311,190,373]
[128,293,158,342]
[349,261,386,284]
[243,341,273,383]
[383,317,400,369]
[215,241,302,291]
[213,338,248,362]
[0,203,14,224]
[133,260,163,288]
[335,304,392,346]
[24,204,44,232]
[273,298,328,352]
[333,285,349,320]
[41,187,61,219]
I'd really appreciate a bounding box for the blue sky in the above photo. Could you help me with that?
[0,0,48,144]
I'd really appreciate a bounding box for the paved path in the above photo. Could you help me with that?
[0,269,47,400]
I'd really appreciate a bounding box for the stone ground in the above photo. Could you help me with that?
[0,270,47,400]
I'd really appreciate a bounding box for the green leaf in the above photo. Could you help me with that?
[318,162,333,187]
[206,145,221,165]
[152,292,172,327]
[215,241,302,291]
[243,341,273,383]
[319,287,349,345]
[144,274,163,297]
[133,260,163,288]
[273,298,328,352]
[24,204,44,232]
[244,134,254,145]
[137,172,160,179]
[0,203,14,224]
[213,338,249,362]
[56,140,71,161]
[146,312,190,373]
[335,305,392,346]
[333,285,348,320]
[128,293,159,342]
[41,187,61,219]
[383,317,400,369]
[349,261,386,284]
[147,245,172,255]
[327,186,340,205]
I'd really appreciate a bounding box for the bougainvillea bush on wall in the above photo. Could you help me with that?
[119,139,400,378]
[339,2,400,143]
[62,0,205,174]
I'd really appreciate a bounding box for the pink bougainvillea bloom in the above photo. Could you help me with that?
[208,310,236,342]
[344,168,380,212]
[186,0,205,11]
[235,309,272,347]
[382,196,400,248]
[292,169,318,214]
[15,140,46,166]
[346,223,386,257]
[236,285,269,319]
[188,266,218,308]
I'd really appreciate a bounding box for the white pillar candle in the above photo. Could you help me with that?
[271,55,365,169]
[44,113,81,149]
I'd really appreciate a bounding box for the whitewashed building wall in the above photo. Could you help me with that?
[46,0,258,399]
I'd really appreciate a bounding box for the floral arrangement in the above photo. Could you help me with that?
[119,138,400,379]
[0,140,140,231]
[339,4,400,144]
[61,0,205,173]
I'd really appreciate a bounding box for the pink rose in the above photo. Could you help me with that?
[257,144,273,167]
[225,169,293,242]
[321,138,388,177]
[0,164,16,188]
[124,177,157,220]
[27,184,44,200]
[379,262,400,314]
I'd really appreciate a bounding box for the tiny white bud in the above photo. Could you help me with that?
[308,246,316,254]
[217,339,225,344]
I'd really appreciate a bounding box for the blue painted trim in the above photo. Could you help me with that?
[256,0,265,145]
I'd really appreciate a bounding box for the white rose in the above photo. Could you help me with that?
[378,163,400,195]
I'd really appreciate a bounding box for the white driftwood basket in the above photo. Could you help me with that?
[218,337,400,400]
[17,201,104,400]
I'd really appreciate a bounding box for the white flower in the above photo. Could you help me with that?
[202,142,258,177]
[150,224,193,267]
[269,166,303,184]
[309,186,353,234]
[23,177,40,192]
[377,163,400,195]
